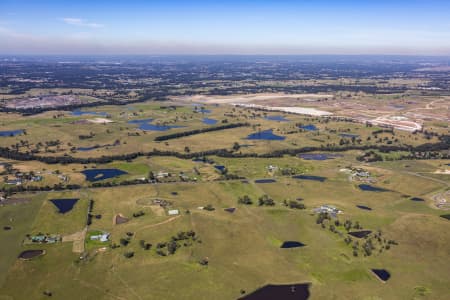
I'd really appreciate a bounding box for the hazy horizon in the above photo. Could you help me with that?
[1,0,450,55]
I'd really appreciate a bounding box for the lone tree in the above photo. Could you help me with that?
[43,290,52,297]
[199,257,209,266]
[203,204,215,211]
[288,201,305,209]
[167,241,179,255]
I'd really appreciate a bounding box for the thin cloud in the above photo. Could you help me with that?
[61,18,104,28]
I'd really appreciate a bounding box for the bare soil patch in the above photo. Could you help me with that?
[115,214,129,225]
[63,227,87,253]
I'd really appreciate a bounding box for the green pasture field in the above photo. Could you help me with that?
[0,97,449,299]
[1,154,449,299]
[0,100,440,159]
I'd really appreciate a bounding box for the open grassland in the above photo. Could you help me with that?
[0,100,440,159]
[31,190,89,235]
[0,193,45,287]
[1,154,449,299]
[0,97,449,299]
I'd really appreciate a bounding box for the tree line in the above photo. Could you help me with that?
[154,122,250,141]
[0,134,448,166]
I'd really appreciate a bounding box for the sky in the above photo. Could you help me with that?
[1,0,450,55]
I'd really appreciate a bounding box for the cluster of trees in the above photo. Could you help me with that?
[316,212,330,225]
[1,133,448,167]
[155,230,198,256]
[361,239,375,256]
[316,215,398,257]
[0,162,13,176]
[239,195,306,209]
[238,195,253,205]
[343,220,361,231]
[279,167,302,176]
[371,129,394,135]
[112,230,200,258]
[258,195,275,206]
[114,237,151,256]
[357,151,383,162]
[356,232,397,257]
[283,200,306,209]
